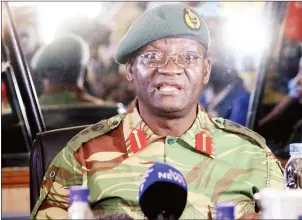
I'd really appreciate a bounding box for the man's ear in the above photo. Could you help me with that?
[203,57,211,85]
[126,60,134,82]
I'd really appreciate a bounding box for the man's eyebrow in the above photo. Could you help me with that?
[142,43,161,51]
[141,41,204,53]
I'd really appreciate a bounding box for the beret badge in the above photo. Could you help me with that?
[184,8,201,30]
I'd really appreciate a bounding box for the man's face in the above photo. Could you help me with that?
[126,37,211,115]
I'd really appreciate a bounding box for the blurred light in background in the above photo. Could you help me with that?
[36,2,102,44]
[223,10,269,56]
[219,2,269,72]
[222,2,269,56]
[8,2,269,64]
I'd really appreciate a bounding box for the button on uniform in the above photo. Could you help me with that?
[167,137,176,145]
[107,116,121,129]
[112,120,119,126]
[49,171,56,178]
[215,119,222,124]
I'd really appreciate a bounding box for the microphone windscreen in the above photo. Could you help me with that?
[139,162,188,219]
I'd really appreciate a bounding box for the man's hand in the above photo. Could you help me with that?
[239,212,261,219]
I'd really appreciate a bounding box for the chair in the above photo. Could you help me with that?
[41,104,121,130]
[30,125,88,211]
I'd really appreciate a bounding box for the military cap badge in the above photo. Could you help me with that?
[184,8,201,30]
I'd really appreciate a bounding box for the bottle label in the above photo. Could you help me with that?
[285,158,302,189]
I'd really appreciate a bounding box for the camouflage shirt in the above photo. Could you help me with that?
[31,100,284,219]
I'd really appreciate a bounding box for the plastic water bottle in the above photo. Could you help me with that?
[215,202,235,220]
[68,185,95,219]
[285,143,302,189]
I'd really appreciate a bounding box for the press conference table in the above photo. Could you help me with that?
[2,167,30,219]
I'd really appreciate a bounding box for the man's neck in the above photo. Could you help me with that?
[138,101,198,137]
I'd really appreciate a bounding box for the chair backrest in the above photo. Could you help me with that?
[30,125,88,211]
[41,104,121,130]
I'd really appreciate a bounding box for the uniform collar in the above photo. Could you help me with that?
[124,98,216,158]
[123,98,163,157]
[180,105,216,158]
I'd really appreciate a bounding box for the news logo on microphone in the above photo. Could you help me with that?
[138,162,188,220]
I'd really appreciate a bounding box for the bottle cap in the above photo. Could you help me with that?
[289,143,302,157]
[69,185,90,203]
[215,202,234,220]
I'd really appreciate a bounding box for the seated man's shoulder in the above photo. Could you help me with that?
[65,113,126,152]
[210,117,266,149]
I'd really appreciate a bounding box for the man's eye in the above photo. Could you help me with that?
[144,52,161,59]
[183,53,197,60]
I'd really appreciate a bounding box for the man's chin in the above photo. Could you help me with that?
[153,103,186,114]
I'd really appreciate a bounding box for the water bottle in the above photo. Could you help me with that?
[215,202,235,220]
[68,185,96,219]
[285,143,302,189]
[255,188,302,219]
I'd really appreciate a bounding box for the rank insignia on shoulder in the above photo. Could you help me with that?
[129,129,147,153]
[195,131,213,157]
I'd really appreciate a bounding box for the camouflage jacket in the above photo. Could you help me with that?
[31,101,284,219]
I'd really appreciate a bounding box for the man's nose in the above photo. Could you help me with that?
[158,57,184,75]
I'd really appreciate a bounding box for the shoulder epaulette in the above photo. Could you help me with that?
[210,117,266,149]
[67,113,126,152]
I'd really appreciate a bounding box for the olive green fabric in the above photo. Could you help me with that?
[114,3,210,64]
[31,102,284,219]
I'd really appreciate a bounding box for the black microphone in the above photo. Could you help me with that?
[138,162,188,220]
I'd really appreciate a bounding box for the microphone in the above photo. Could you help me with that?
[138,162,188,220]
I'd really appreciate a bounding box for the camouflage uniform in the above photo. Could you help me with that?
[31,99,284,219]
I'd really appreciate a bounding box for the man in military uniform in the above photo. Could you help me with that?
[31,34,105,106]
[31,4,284,219]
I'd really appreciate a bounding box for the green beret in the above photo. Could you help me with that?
[114,4,210,64]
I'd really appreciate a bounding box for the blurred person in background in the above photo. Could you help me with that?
[31,34,105,106]
[259,56,302,127]
[275,38,302,94]
[10,6,44,96]
[102,2,147,104]
[18,28,41,66]
[237,55,257,94]
[109,1,148,50]
[106,79,136,105]
[18,28,45,97]
[257,55,302,159]
[200,62,250,125]
[261,58,288,105]
[55,17,113,99]
[55,13,137,105]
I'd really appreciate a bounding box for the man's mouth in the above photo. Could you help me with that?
[156,83,183,91]
[157,85,181,91]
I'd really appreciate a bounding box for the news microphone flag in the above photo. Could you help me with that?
[138,162,188,219]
